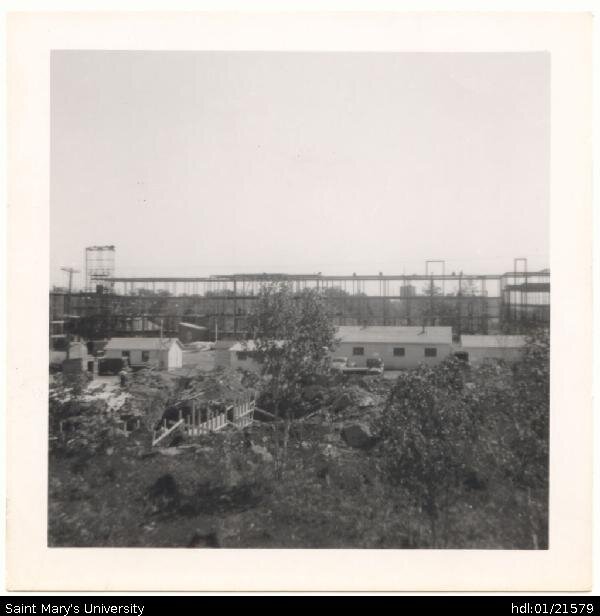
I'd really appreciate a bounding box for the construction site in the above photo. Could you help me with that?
[51,247,550,343]
[48,246,550,549]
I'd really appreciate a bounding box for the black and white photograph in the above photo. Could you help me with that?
[3,5,595,594]
[47,49,552,550]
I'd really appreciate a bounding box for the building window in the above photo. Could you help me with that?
[353,347,364,356]
[424,347,437,357]
[393,347,405,357]
[236,351,248,361]
[121,351,130,359]
[141,351,150,362]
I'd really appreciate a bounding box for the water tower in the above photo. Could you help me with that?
[85,245,115,292]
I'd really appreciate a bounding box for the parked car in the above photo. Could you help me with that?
[339,356,384,376]
[331,357,349,372]
[365,356,384,375]
[97,357,125,376]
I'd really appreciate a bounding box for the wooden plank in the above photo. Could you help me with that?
[254,407,279,421]
[152,418,184,447]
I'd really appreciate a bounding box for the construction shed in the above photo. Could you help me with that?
[332,326,454,370]
[50,340,88,370]
[227,341,263,373]
[459,335,527,364]
[214,340,285,373]
[104,337,184,371]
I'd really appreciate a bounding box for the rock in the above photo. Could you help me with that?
[341,423,377,449]
[321,443,340,459]
[357,394,376,408]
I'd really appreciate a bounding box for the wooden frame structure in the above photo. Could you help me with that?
[151,391,256,446]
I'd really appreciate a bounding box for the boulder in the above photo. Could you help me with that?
[341,423,377,449]
[321,443,341,459]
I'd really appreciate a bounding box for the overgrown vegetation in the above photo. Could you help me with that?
[49,296,549,548]
[376,331,549,548]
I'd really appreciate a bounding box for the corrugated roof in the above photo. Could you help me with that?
[336,326,453,345]
[460,335,527,349]
[105,337,182,351]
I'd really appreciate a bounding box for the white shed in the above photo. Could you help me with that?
[332,326,453,370]
[228,341,263,373]
[459,335,527,364]
[104,337,183,371]
[214,340,285,373]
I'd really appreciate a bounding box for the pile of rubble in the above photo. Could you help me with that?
[297,376,393,451]
[180,368,254,404]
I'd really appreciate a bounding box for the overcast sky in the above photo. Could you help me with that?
[50,51,549,288]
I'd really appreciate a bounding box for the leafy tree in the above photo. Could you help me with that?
[486,330,549,547]
[456,279,480,296]
[49,374,124,459]
[377,357,480,546]
[422,283,443,297]
[245,283,338,419]
[377,332,549,548]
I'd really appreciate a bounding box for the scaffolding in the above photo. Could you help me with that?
[72,260,550,340]
[85,245,115,292]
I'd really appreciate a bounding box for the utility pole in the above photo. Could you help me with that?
[61,267,79,360]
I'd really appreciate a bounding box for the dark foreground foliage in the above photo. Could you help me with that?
[48,333,548,549]
[377,331,549,548]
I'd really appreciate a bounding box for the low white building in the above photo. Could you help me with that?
[228,341,263,372]
[50,340,88,368]
[459,335,527,364]
[332,326,454,370]
[214,340,285,373]
[104,337,184,370]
